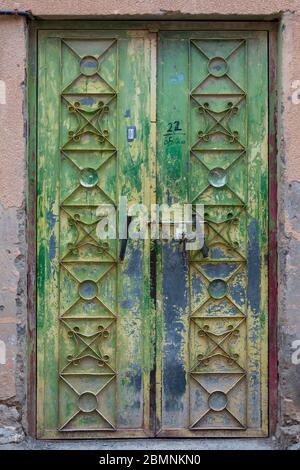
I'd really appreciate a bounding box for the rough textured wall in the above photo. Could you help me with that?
[278,11,300,448]
[0,16,26,444]
[0,0,300,449]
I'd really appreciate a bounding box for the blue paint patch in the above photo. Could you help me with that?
[123,243,142,280]
[49,233,56,262]
[122,243,143,306]
[46,205,56,230]
[191,270,204,298]
[228,272,245,307]
[210,246,227,259]
[120,299,135,309]
[169,73,185,85]
[248,219,260,315]
[128,364,142,392]
[207,300,229,316]
[80,97,95,106]
[201,262,238,279]
[118,364,142,426]
[162,241,187,413]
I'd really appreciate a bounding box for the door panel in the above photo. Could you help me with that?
[37,30,153,438]
[157,31,268,436]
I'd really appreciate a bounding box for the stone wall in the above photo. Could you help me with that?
[0,16,26,444]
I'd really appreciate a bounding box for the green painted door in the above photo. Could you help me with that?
[36,27,268,438]
[156,31,268,437]
[37,30,154,438]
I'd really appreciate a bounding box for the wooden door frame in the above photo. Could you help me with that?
[27,19,278,438]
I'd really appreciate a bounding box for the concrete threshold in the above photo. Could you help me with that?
[0,437,278,450]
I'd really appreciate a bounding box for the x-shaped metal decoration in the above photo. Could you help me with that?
[61,39,117,149]
[61,38,117,96]
[60,207,115,261]
[190,150,246,205]
[59,373,116,431]
[190,317,246,372]
[191,96,246,148]
[190,39,246,96]
[59,262,117,318]
[189,373,246,429]
[192,210,246,260]
[60,319,115,366]
[60,150,116,207]
[190,262,246,317]
[62,94,117,148]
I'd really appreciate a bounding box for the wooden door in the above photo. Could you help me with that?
[36,27,268,438]
[37,30,154,438]
[156,31,268,437]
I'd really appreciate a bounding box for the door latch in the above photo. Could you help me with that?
[119,216,132,261]
[179,233,209,258]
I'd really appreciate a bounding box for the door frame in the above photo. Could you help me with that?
[27,19,278,438]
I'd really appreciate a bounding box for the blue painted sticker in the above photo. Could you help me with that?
[127,126,137,142]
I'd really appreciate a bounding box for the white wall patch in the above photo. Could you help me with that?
[0,80,6,105]
[0,340,6,364]
[291,340,300,365]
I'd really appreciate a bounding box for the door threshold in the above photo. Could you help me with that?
[1,437,277,450]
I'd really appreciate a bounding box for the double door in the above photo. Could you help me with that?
[37,27,268,438]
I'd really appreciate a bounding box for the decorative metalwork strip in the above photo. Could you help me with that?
[188,38,248,430]
[58,38,118,431]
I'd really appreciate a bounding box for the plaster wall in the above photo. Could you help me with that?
[0,0,298,18]
[0,0,300,449]
[0,16,26,445]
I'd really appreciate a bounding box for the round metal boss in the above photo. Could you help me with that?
[208,279,228,299]
[80,56,99,76]
[79,280,98,300]
[208,167,228,188]
[78,392,97,413]
[208,391,228,411]
[208,57,228,77]
[80,168,99,188]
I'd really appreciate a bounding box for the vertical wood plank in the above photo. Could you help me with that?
[268,29,279,436]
